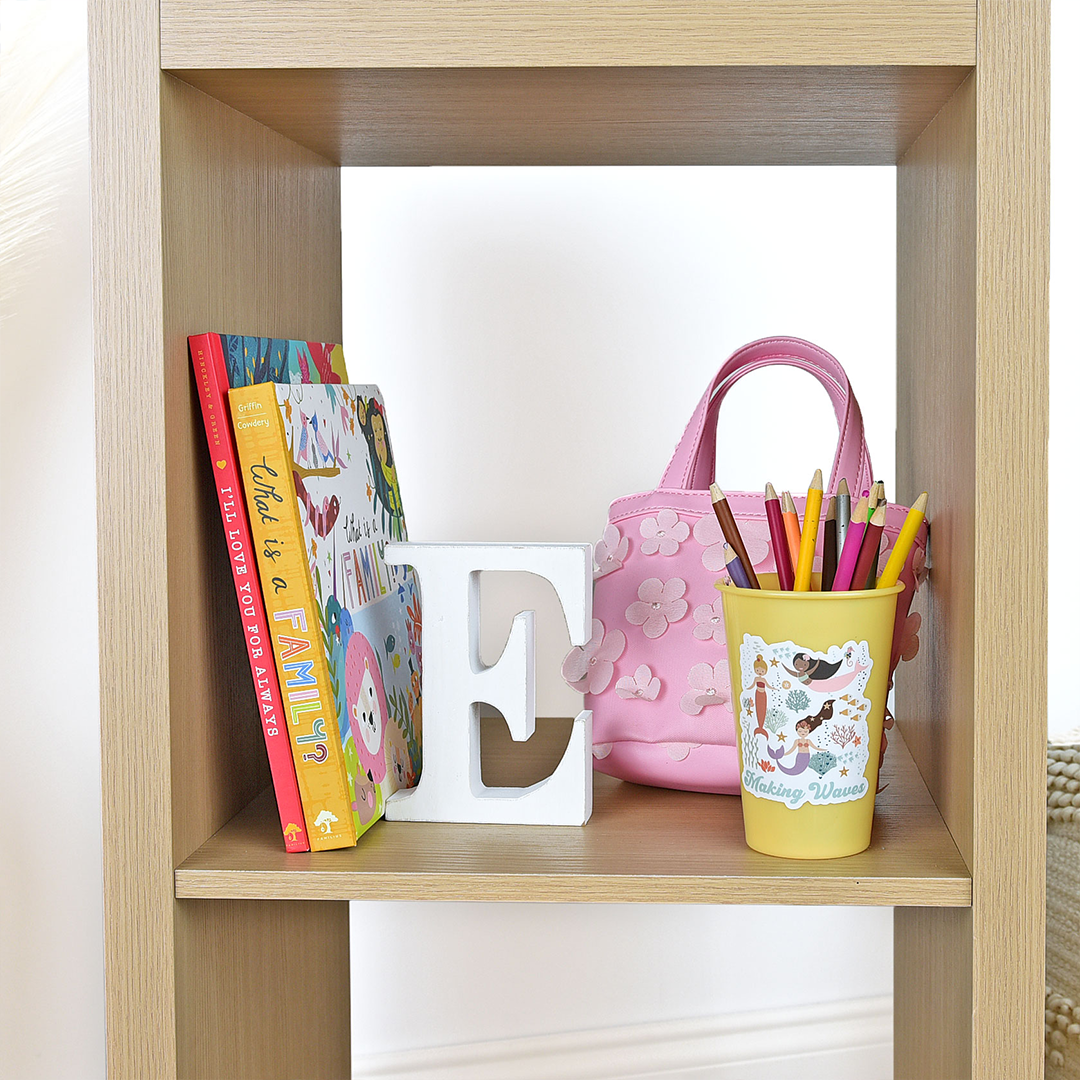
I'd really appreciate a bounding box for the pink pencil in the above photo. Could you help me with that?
[830,495,870,591]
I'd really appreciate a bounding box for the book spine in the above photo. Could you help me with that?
[229,381,357,851]
[188,335,310,853]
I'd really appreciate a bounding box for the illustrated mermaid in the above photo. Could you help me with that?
[751,654,783,737]
[782,649,869,692]
[768,700,835,775]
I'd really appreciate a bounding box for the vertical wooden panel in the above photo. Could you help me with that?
[160,73,341,867]
[90,0,176,1075]
[896,70,977,869]
[968,0,1048,1075]
[896,1,1048,1076]
[175,900,351,1079]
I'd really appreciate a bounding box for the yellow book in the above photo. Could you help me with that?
[229,381,356,850]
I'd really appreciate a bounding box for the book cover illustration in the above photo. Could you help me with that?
[276,381,422,835]
[223,335,347,389]
[190,333,348,851]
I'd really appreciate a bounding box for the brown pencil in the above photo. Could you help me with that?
[822,496,838,591]
[710,483,760,589]
[850,503,887,592]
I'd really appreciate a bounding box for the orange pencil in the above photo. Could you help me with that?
[781,490,801,571]
[794,468,823,591]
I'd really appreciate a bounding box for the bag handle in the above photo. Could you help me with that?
[659,337,874,494]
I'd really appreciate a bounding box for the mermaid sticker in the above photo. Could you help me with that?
[750,654,784,738]
[781,648,869,692]
[738,634,874,809]
[768,700,834,775]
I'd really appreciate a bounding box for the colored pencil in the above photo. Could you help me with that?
[764,482,795,591]
[836,477,851,554]
[710,484,760,589]
[831,495,869,591]
[724,543,753,589]
[859,481,885,587]
[794,468,824,591]
[850,503,886,592]
[877,491,929,588]
[781,490,801,571]
[822,496,838,591]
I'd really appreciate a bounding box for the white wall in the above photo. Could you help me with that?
[1,3,1076,1078]
[342,166,897,1061]
[0,3,103,1078]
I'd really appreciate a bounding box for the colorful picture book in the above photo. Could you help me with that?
[188,332,347,852]
[229,380,422,850]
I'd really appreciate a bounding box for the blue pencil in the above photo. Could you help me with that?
[724,543,753,589]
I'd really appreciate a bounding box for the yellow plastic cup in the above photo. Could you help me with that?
[719,573,904,859]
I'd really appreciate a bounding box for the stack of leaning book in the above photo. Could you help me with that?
[189,333,422,851]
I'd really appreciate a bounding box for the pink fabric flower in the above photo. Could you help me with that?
[615,664,661,701]
[594,523,628,579]
[898,611,921,662]
[692,599,726,644]
[911,546,927,591]
[663,742,702,761]
[561,619,626,694]
[680,662,731,716]
[625,577,688,638]
[639,509,689,556]
[692,513,770,573]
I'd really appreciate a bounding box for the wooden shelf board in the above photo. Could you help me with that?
[176,725,970,906]
[170,65,971,167]
[160,1,975,70]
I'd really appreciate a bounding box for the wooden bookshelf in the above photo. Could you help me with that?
[176,722,970,906]
[90,2,1047,1077]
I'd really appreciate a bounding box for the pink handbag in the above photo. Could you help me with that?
[563,337,928,795]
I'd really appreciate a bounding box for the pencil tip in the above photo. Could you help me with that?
[838,477,850,495]
[913,491,929,512]
[811,468,823,489]
[765,481,778,500]
[710,483,725,502]
[825,496,836,519]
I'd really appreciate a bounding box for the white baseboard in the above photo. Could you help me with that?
[353,995,893,1080]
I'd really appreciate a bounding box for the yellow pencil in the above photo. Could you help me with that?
[794,468,823,591]
[876,492,928,588]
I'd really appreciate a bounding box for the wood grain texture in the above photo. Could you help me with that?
[968,0,1048,1075]
[175,900,350,1079]
[894,907,973,1079]
[176,725,970,906]
[896,70,977,873]
[90,1,176,1075]
[160,73,342,867]
[161,1,975,69]
[171,65,972,167]
[895,2,1049,1076]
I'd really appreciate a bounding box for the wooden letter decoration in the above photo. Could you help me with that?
[382,543,593,826]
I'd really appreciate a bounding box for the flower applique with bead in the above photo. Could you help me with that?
[625,577,688,639]
[639,509,689,556]
[593,523,629,579]
[692,513,770,573]
[561,619,626,694]
[692,598,726,644]
[680,661,731,716]
[615,664,661,701]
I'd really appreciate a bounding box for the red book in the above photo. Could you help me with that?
[189,333,311,851]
